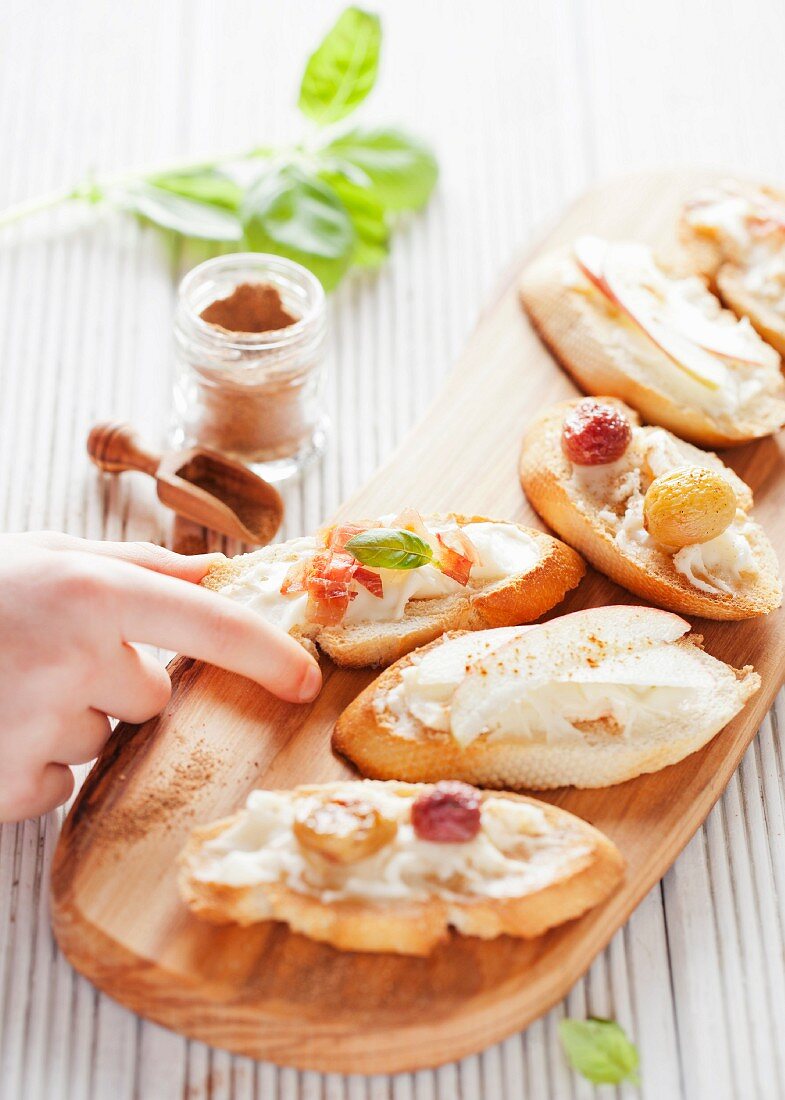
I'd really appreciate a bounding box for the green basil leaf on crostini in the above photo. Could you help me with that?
[345,528,433,570]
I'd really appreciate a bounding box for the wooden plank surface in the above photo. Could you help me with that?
[47,171,785,1076]
[2,1,785,1098]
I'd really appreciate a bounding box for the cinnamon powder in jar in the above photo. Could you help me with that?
[173,255,328,481]
[200,282,297,334]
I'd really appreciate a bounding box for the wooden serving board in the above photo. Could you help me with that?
[51,173,785,1074]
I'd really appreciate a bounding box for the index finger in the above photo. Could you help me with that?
[101,557,322,704]
[33,531,225,583]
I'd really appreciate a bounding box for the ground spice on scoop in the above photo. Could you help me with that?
[200,282,297,333]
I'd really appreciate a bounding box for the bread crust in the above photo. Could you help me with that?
[201,514,586,668]
[519,248,785,447]
[332,631,760,789]
[179,786,625,955]
[518,400,781,620]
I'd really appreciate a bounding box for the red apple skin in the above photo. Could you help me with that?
[574,242,768,370]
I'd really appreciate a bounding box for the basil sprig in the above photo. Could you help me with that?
[559,1017,640,1086]
[345,529,433,570]
[298,7,381,127]
[0,7,438,292]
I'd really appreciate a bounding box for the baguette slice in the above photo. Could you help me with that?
[179,779,624,955]
[333,607,760,790]
[519,398,781,620]
[520,238,785,447]
[202,513,585,668]
[679,179,785,358]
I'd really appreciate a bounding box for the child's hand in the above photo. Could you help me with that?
[0,531,323,823]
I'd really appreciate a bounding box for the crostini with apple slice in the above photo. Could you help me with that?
[179,778,624,955]
[519,235,785,447]
[680,178,785,358]
[202,510,585,668]
[332,606,760,790]
[518,397,781,620]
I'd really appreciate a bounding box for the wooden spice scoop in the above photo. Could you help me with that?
[87,422,283,545]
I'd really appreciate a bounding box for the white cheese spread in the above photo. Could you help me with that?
[197,782,589,904]
[215,520,540,630]
[672,522,758,595]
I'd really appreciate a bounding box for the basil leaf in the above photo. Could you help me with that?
[112,182,243,241]
[324,127,438,210]
[559,1018,640,1086]
[345,529,433,570]
[146,170,243,212]
[298,7,381,127]
[319,170,389,269]
[242,165,354,290]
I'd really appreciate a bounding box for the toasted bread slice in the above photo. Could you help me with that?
[520,238,785,447]
[519,399,781,620]
[679,179,785,358]
[333,608,760,790]
[202,513,585,668]
[179,780,624,955]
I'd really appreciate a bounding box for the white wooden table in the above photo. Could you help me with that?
[2,1,785,1097]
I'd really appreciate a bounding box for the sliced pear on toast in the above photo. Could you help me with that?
[334,606,760,790]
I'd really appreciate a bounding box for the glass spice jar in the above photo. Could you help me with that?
[171,253,329,483]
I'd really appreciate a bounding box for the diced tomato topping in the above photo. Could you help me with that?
[305,550,359,626]
[321,522,375,552]
[390,507,431,542]
[435,533,473,586]
[280,558,310,594]
[280,541,386,624]
[354,566,384,599]
[438,527,479,565]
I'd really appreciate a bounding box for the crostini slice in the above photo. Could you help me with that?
[179,779,624,955]
[332,607,760,790]
[202,510,585,668]
[519,235,785,447]
[519,397,781,620]
[680,178,785,358]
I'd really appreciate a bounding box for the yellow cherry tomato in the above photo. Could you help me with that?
[643,465,737,550]
[294,796,397,864]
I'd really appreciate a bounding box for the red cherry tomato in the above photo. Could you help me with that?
[561,400,632,466]
[411,782,482,843]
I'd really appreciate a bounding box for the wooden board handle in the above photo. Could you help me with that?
[87,422,161,477]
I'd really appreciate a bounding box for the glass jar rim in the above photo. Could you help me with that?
[176,252,326,352]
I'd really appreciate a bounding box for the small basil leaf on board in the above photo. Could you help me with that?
[324,127,438,210]
[558,1018,640,1086]
[113,182,243,241]
[146,170,244,212]
[298,7,381,127]
[319,169,389,269]
[345,529,433,570]
[242,165,355,290]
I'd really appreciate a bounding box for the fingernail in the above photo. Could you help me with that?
[298,661,322,703]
